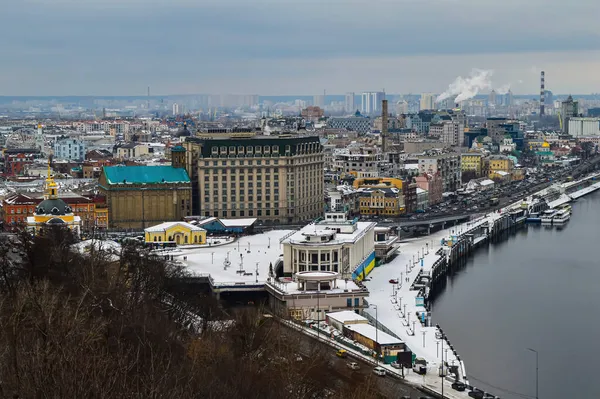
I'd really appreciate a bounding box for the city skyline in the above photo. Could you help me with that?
[2,0,600,96]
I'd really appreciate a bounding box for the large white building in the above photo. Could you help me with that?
[568,117,600,137]
[281,212,376,281]
[361,92,385,114]
[53,137,86,161]
[265,213,374,319]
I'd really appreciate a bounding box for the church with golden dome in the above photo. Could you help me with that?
[26,161,81,236]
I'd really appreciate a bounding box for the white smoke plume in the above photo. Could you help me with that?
[436,69,494,103]
[495,84,511,95]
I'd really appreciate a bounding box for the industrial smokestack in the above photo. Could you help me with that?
[540,71,545,116]
[381,99,388,153]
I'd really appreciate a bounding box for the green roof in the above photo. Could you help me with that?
[103,166,190,185]
[171,145,186,153]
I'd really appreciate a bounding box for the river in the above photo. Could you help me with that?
[431,191,600,399]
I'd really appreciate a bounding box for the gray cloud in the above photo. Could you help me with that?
[1,0,600,94]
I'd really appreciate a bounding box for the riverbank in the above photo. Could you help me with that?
[363,172,600,398]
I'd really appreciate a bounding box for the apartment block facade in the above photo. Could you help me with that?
[182,135,324,225]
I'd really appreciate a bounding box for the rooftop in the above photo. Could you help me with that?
[144,221,205,233]
[344,323,403,346]
[102,165,190,185]
[326,310,368,324]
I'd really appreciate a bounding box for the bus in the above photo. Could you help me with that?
[489,197,499,206]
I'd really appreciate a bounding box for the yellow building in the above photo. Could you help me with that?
[27,162,81,236]
[352,177,403,190]
[144,221,206,246]
[357,188,404,216]
[461,153,484,177]
[487,155,513,179]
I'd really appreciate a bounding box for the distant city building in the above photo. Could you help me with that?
[345,92,356,113]
[396,100,409,115]
[326,111,371,133]
[301,106,324,121]
[588,108,600,118]
[53,137,86,161]
[567,117,600,137]
[313,94,325,108]
[429,120,464,146]
[361,92,385,114]
[172,103,179,116]
[420,93,435,111]
[561,95,579,133]
[488,90,497,106]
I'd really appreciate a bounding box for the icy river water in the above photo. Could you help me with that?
[431,190,600,399]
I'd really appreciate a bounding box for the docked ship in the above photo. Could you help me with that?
[552,204,572,224]
[540,209,557,224]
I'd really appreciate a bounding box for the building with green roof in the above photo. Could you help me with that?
[99,165,192,229]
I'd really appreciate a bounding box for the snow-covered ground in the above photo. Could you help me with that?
[175,230,294,286]
[363,212,504,387]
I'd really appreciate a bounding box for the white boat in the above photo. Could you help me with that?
[553,209,571,224]
[558,204,572,214]
[541,209,556,224]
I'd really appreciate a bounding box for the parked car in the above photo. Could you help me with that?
[390,361,401,369]
[452,381,466,391]
[389,279,398,284]
[336,349,348,358]
[347,362,360,370]
[372,366,386,376]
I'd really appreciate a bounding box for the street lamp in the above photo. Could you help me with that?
[422,330,426,347]
[371,304,379,365]
[527,348,539,399]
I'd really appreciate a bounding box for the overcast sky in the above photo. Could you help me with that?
[1,0,600,96]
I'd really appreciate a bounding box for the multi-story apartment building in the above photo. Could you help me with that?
[332,149,381,178]
[417,153,461,192]
[53,137,86,161]
[361,92,385,114]
[414,172,443,205]
[182,135,324,225]
[420,93,436,111]
[430,121,465,146]
[461,153,484,178]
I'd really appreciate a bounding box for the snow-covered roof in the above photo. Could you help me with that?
[494,170,510,176]
[144,221,205,233]
[344,323,403,346]
[220,218,257,227]
[326,310,368,324]
[416,187,427,194]
[404,164,419,169]
[480,179,495,186]
[283,221,375,245]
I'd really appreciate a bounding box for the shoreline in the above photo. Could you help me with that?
[362,172,600,398]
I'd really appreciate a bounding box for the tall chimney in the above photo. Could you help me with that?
[540,71,545,116]
[381,99,388,153]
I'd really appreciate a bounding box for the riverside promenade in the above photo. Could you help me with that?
[363,173,600,397]
[363,212,502,396]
